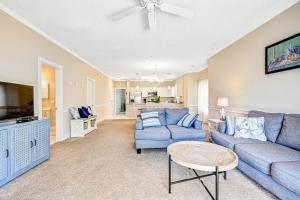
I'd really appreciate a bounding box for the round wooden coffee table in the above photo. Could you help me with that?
[167,141,238,200]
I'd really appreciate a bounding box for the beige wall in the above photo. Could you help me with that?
[175,69,208,113]
[198,69,208,81]
[113,81,127,88]
[0,10,114,138]
[208,3,300,117]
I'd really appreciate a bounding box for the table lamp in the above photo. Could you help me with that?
[217,97,229,121]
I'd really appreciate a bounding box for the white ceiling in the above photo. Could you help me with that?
[0,0,298,80]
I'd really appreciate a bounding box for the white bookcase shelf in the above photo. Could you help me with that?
[70,116,97,137]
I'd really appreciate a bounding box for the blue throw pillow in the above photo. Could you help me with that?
[82,107,91,115]
[142,118,161,128]
[78,108,89,118]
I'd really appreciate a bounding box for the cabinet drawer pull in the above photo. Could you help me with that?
[6,149,9,158]
[30,141,34,148]
[34,139,37,146]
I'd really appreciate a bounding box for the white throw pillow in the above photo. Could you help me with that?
[142,118,161,128]
[141,112,159,120]
[225,115,236,135]
[69,107,81,119]
[234,117,267,141]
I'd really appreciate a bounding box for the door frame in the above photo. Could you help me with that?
[115,88,126,114]
[37,57,64,142]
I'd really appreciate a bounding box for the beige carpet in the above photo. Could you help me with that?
[0,120,277,200]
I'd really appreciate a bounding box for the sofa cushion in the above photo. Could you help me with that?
[165,108,189,125]
[141,108,166,126]
[193,120,203,130]
[271,161,300,195]
[276,114,300,150]
[235,143,300,175]
[135,126,170,141]
[218,121,226,133]
[248,111,284,142]
[135,117,143,130]
[211,131,265,150]
[167,125,205,140]
[225,115,236,135]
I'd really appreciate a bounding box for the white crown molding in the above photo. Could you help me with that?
[0,3,112,79]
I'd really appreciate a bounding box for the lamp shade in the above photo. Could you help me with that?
[217,97,229,107]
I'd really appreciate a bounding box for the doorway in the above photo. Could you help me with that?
[41,64,56,144]
[115,89,126,114]
[38,57,63,144]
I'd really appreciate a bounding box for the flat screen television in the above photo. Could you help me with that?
[0,81,34,121]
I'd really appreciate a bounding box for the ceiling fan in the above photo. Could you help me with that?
[110,0,194,32]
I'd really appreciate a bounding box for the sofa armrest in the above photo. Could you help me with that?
[135,117,143,130]
[193,120,203,130]
[218,121,226,133]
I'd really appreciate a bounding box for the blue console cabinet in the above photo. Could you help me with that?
[0,120,50,187]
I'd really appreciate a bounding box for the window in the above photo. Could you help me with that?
[198,79,208,122]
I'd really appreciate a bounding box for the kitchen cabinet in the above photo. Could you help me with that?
[157,87,175,97]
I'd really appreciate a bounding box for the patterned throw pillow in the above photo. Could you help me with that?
[141,112,159,120]
[69,107,81,119]
[234,117,267,141]
[142,118,161,128]
[177,113,199,128]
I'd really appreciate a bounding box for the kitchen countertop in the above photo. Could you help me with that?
[127,102,184,107]
[125,102,184,118]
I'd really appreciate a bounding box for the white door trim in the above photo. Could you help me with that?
[37,57,64,142]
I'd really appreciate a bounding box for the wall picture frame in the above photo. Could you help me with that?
[265,33,300,74]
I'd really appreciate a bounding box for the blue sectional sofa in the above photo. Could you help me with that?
[134,108,206,154]
[211,111,300,200]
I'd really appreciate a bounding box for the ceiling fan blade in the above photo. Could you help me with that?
[159,3,194,19]
[110,6,144,21]
[148,10,157,32]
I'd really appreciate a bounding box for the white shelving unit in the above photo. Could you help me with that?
[70,116,97,137]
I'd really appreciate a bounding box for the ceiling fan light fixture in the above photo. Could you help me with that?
[110,0,194,31]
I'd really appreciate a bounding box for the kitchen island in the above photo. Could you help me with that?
[126,102,184,118]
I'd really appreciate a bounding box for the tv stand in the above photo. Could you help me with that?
[0,119,50,187]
